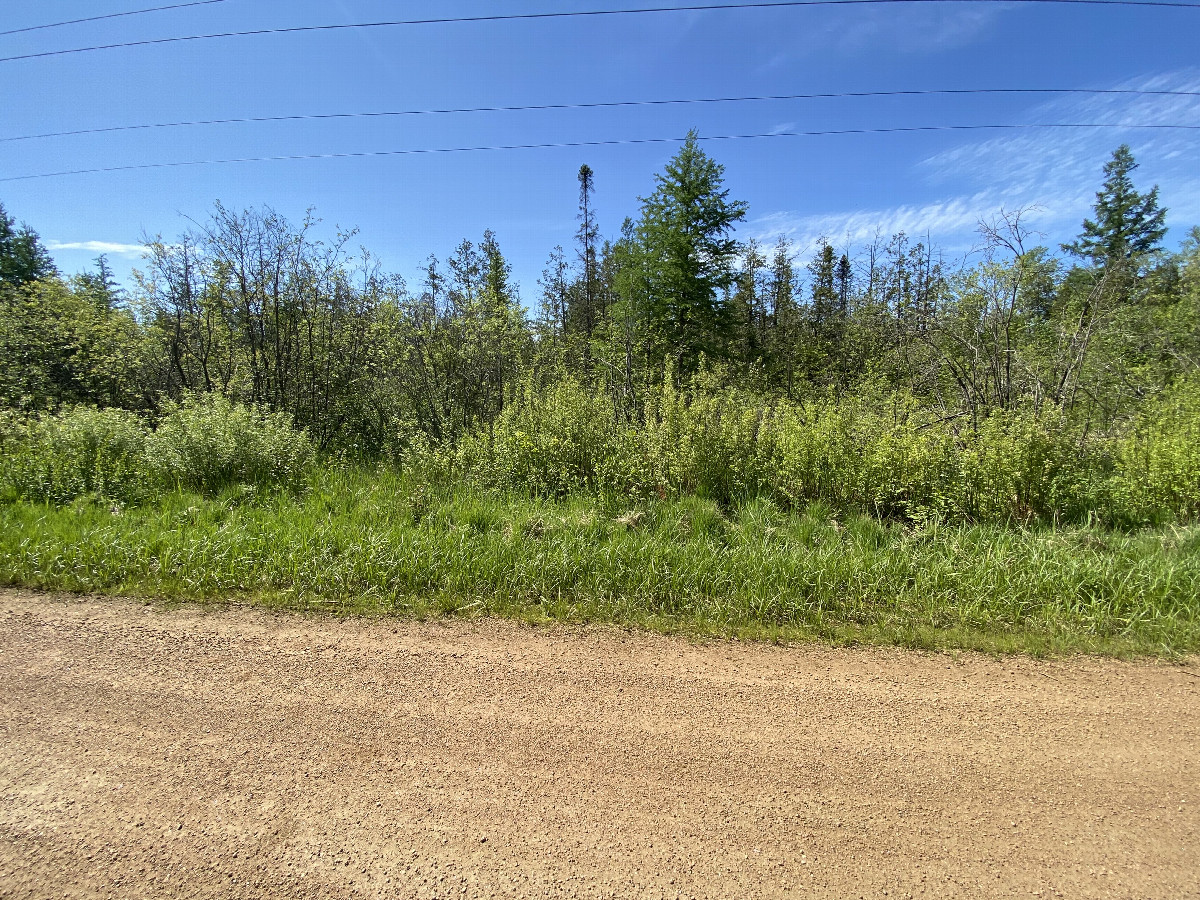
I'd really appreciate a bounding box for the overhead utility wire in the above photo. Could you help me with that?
[4,122,1198,183]
[4,88,1198,144]
[0,0,234,37]
[3,0,1199,64]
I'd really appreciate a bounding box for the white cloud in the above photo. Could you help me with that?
[918,70,1200,228]
[753,70,1200,261]
[846,4,1009,53]
[47,240,148,258]
[750,191,1006,258]
[758,2,1011,71]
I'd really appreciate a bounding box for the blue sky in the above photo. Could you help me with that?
[2,0,1199,300]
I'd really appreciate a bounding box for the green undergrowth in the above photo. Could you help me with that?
[2,467,1197,658]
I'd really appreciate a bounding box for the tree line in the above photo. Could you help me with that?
[2,136,1197,457]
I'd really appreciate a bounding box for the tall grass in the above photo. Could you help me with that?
[2,467,1196,656]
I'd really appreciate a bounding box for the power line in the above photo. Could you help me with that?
[3,0,1199,64]
[4,88,1198,144]
[0,0,234,37]
[4,123,1198,182]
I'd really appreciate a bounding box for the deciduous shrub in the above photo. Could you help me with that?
[955,410,1111,525]
[447,373,1193,527]
[1110,375,1200,525]
[0,405,149,504]
[146,393,313,495]
[453,377,621,497]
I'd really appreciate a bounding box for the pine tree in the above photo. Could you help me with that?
[1063,145,1167,267]
[635,131,748,373]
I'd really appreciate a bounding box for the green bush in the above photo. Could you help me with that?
[147,393,314,495]
[409,372,1200,528]
[956,410,1110,525]
[453,377,621,498]
[638,375,774,504]
[767,394,959,520]
[0,405,149,504]
[1110,376,1200,525]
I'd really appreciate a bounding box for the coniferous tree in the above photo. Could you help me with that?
[1063,145,1167,267]
[573,164,600,356]
[806,241,847,386]
[765,237,800,397]
[0,203,57,287]
[72,255,123,310]
[635,131,748,374]
[809,242,838,326]
[835,253,853,321]
[537,245,570,341]
[732,239,768,369]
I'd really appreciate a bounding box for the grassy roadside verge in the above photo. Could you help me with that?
[2,468,1198,658]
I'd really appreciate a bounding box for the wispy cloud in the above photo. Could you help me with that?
[919,70,1200,229]
[757,2,1011,72]
[754,71,1200,260]
[842,3,1010,54]
[48,240,148,258]
[750,192,1000,258]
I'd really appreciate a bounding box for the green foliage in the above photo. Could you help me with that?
[0,395,314,505]
[0,406,149,504]
[1111,375,1200,525]
[453,377,622,497]
[4,148,1200,537]
[147,393,314,495]
[638,371,773,503]
[4,151,1200,662]
[0,277,146,410]
[767,394,954,519]
[448,373,1200,528]
[956,411,1109,524]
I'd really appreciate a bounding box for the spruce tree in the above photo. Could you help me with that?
[635,131,748,373]
[1063,145,1167,267]
[73,255,123,309]
[537,246,570,338]
[809,242,837,326]
[835,253,853,320]
[0,202,57,287]
[766,237,799,397]
[575,165,600,344]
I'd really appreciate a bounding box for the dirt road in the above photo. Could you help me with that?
[1,590,1197,899]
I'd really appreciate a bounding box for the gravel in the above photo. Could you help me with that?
[1,589,1197,899]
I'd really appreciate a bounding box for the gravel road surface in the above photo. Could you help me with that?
[1,589,1197,899]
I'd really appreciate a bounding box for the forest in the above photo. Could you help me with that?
[2,137,1198,655]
